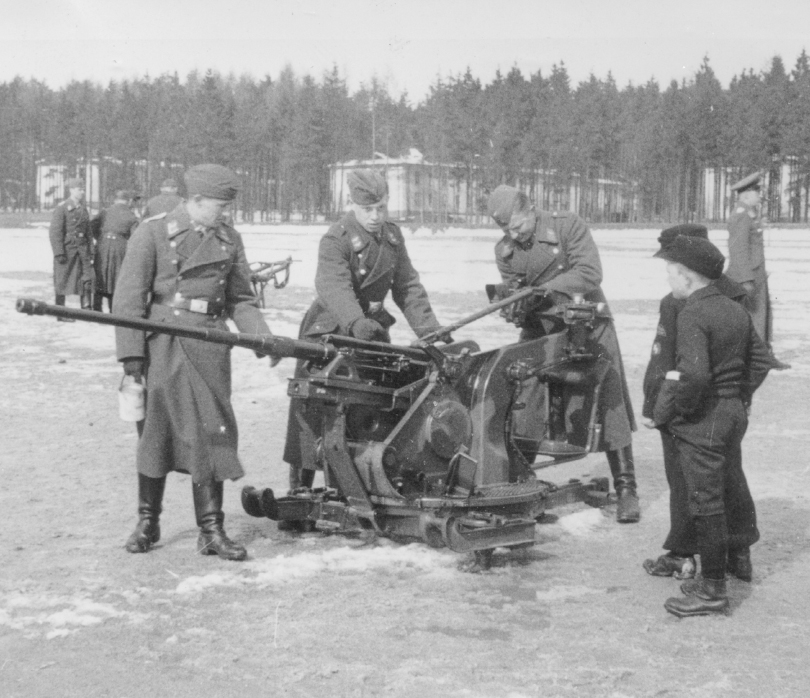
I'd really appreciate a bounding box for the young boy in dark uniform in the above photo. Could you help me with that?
[651,236,771,617]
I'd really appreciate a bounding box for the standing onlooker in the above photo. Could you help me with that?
[92,190,141,312]
[49,177,94,317]
[487,185,640,523]
[114,164,273,561]
[650,236,771,617]
[143,177,182,218]
[726,172,790,370]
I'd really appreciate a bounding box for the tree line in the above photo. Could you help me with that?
[1,51,809,223]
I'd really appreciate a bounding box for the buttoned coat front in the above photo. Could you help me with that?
[283,211,441,470]
[726,201,771,342]
[494,210,636,451]
[92,202,139,296]
[49,198,94,295]
[114,204,270,483]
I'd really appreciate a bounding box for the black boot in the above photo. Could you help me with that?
[607,446,640,523]
[727,547,753,582]
[288,464,315,491]
[193,481,247,561]
[125,474,166,553]
[665,576,729,617]
[80,283,93,310]
[55,294,75,322]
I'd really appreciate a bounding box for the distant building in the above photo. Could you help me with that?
[329,149,637,226]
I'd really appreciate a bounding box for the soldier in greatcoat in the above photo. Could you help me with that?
[114,164,273,561]
[281,169,445,518]
[726,172,790,369]
[49,177,94,316]
[91,190,141,312]
[143,177,183,218]
[649,236,772,617]
[487,185,639,523]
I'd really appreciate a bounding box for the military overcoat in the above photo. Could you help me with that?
[494,210,636,451]
[283,211,441,470]
[49,198,94,295]
[114,204,270,483]
[726,201,771,342]
[92,202,139,296]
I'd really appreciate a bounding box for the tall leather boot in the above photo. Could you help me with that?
[607,445,640,523]
[125,473,166,553]
[193,481,247,561]
[55,294,75,322]
[80,282,93,310]
[288,463,315,491]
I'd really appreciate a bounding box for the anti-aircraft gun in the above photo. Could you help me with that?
[249,256,297,308]
[16,288,613,570]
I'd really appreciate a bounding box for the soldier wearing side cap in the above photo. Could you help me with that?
[642,224,771,582]
[114,164,273,561]
[91,189,141,312]
[143,177,183,218]
[727,172,790,370]
[487,185,640,523]
[49,177,94,317]
[649,235,772,617]
[281,169,444,518]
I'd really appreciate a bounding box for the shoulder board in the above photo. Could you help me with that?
[326,221,348,238]
[143,212,168,223]
[495,237,515,258]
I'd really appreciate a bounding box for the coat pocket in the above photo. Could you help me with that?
[652,376,680,426]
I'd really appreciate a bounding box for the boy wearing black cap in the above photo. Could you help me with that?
[652,236,771,617]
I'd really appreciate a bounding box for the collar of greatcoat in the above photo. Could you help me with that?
[164,204,233,273]
[344,212,400,289]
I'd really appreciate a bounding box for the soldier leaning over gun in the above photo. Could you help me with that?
[49,177,94,318]
[281,169,447,527]
[487,185,639,523]
[114,164,274,561]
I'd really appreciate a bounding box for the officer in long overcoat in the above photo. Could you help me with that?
[49,177,94,314]
[726,172,790,369]
[143,177,183,218]
[487,185,639,523]
[282,169,443,510]
[92,189,140,312]
[114,164,272,561]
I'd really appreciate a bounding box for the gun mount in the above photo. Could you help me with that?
[249,257,296,308]
[17,293,613,570]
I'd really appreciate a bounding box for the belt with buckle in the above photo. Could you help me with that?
[153,294,225,317]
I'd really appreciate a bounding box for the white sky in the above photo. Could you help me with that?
[2,0,809,101]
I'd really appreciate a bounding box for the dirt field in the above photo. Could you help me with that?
[1,226,809,698]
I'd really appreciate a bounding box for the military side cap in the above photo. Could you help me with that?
[348,169,388,205]
[66,177,85,189]
[656,223,708,253]
[487,185,524,227]
[730,171,762,193]
[654,235,724,280]
[184,164,240,200]
[161,177,179,188]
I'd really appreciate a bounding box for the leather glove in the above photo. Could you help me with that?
[122,358,145,382]
[55,254,67,264]
[350,318,386,342]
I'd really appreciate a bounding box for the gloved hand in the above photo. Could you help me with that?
[122,358,145,382]
[350,318,386,342]
[55,254,67,264]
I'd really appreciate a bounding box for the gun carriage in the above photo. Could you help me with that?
[17,288,613,570]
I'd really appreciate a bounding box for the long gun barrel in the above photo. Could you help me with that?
[15,298,430,363]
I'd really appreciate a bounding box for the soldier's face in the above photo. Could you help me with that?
[505,208,536,243]
[187,195,231,228]
[353,198,388,233]
[69,187,85,202]
[666,263,690,299]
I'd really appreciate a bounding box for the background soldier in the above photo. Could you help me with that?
[651,236,771,617]
[726,172,790,369]
[281,169,445,516]
[143,177,182,218]
[114,164,273,561]
[487,185,639,523]
[92,189,141,312]
[49,177,93,317]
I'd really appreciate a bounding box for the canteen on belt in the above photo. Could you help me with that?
[118,375,145,422]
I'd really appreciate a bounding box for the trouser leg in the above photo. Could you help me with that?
[607,445,640,523]
[55,294,75,322]
[193,480,247,561]
[125,473,166,553]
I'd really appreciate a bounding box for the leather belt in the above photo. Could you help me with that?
[152,294,225,317]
